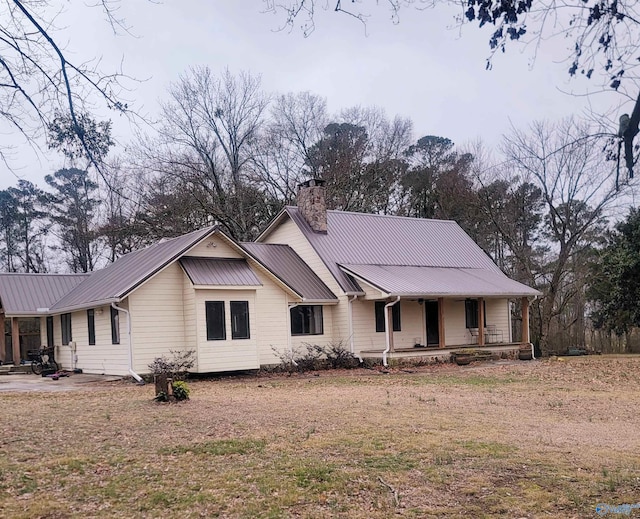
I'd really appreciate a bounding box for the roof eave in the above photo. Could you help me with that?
[49,297,120,315]
[255,206,291,242]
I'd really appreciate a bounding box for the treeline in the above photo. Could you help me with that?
[1,67,637,355]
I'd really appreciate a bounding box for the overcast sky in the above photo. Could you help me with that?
[0,1,626,189]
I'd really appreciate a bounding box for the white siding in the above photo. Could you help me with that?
[186,234,243,259]
[183,273,197,370]
[53,306,129,375]
[265,218,350,345]
[128,262,187,373]
[194,289,259,372]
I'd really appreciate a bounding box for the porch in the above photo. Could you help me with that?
[359,342,530,364]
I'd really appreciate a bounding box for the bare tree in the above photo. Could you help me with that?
[134,67,272,239]
[497,118,628,354]
[1,1,138,170]
[250,91,329,203]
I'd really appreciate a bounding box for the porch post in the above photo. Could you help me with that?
[11,317,20,366]
[521,297,530,344]
[478,298,485,346]
[438,298,445,348]
[0,311,5,363]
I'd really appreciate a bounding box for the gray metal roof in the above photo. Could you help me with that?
[340,264,541,298]
[275,207,508,294]
[0,273,89,316]
[180,257,262,286]
[242,243,337,302]
[51,227,217,312]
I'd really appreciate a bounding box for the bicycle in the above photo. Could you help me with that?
[27,347,59,375]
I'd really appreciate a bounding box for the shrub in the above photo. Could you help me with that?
[271,341,359,373]
[172,380,190,401]
[148,349,196,381]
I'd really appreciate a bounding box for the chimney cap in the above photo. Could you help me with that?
[297,178,326,190]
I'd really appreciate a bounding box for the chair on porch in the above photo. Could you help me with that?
[485,324,504,344]
[468,328,479,345]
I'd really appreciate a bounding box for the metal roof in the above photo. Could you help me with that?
[242,243,337,302]
[180,257,262,286]
[339,264,541,298]
[0,273,89,316]
[50,227,217,312]
[279,207,507,294]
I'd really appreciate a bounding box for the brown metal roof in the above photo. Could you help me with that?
[242,243,337,302]
[0,273,89,316]
[180,257,262,286]
[340,264,541,298]
[277,207,508,294]
[50,227,217,312]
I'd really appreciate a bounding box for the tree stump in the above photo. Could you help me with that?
[154,374,173,399]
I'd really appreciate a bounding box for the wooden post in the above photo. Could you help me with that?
[438,298,445,348]
[0,312,5,364]
[478,298,485,346]
[521,297,530,344]
[11,317,20,366]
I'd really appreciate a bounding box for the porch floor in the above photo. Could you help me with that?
[359,342,528,361]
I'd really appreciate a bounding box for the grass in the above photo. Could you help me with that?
[1,356,640,517]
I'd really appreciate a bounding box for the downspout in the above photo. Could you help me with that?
[287,302,300,367]
[111,302,144,384]
[528,295,538,360]
[382,296,401,367]
[347,295,362,362]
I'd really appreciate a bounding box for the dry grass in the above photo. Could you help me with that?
[1,355,640,518]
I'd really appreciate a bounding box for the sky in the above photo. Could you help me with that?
[0,0,627,190]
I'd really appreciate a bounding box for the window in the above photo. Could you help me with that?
[110,307,120,344]
[87,309,96,345]
[465,299,487,329]
[61,313,72,345]
[290,305,323,335]
[46,316,54,348]
[375,301,401,332]
[206,301,226,340]
[230,301,250,339]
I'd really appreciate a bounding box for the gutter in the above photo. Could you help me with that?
[111,302,144,384]
[347,295,362,362]
[382,296,401,367]
[286,302,300,367]
[527,295,538,360]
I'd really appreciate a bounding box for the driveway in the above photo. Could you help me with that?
[0,372,123,392]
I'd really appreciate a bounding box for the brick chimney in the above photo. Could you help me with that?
[296,179,327,233]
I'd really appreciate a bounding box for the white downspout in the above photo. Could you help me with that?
[347,295,362,362]
[528,295,538,360]
[111,302,144,384]
[382,296,401,367]
[286,302,300,367]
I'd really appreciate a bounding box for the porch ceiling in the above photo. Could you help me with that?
[339,264,540,298]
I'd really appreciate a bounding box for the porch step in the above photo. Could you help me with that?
[0,364,32,375]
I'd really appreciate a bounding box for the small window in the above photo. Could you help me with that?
[110,307,120,345]
[465,299,486,329]
[87,309,96,345]
[61,313,72,345]
[290,305,323,335]
[230,301,250,340]
[46,316,54,348]
[375,301,401,332]
[206,301,226,340]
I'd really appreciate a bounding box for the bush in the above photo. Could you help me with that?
[172,380,190,401]
[271,341,359,373]
[148,349,196,381]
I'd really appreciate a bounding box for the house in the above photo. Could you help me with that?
[0,180,539,376]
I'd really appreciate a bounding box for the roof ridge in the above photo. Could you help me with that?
[0,272,90,277]
[285,205,458,224]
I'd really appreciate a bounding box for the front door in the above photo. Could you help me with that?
[425,300,440,346]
